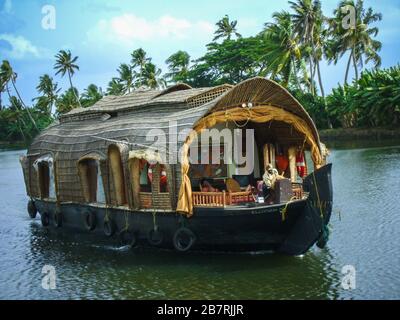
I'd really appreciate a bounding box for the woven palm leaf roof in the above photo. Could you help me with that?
[29,77,320,158]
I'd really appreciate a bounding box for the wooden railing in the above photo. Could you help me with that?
[227,191,255,205]
[192,183,306,208]
[192,191,226,207]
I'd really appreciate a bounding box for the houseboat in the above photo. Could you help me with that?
[20,77,332,255]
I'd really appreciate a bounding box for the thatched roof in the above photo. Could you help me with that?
[29,78,320,158]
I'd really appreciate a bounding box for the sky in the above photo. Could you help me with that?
[1,0,399,105]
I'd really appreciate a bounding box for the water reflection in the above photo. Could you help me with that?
[1,146,400,300]
[26,222,340,300]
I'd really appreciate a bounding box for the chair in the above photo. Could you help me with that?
[226,178,241,193]
[226,178,254,205]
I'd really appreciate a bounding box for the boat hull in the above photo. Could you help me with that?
[31,164,333,255]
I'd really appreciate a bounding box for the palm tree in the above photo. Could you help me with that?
[3,97,29,141]
[54,50,82,106]
[107,78,124,96]
[141,63,165,89]
[0,75,5,110]
[34,74,60,116]
[80,84,103,108]
[263,11,302,88]
[327,0,382,84]
[213,15,242,41]
[0,60,38,130]
[165,50,191,84]
[117,63,134,94]
[55,88,80,115]
[131,48,150,71]
[289,0,324,96]
[290,0,333,128]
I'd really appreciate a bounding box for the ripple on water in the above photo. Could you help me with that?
[1,147,400,299]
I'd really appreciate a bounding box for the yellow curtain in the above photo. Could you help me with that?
[177,105,323,216]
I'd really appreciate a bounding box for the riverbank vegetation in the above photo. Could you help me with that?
[1,0,399,145]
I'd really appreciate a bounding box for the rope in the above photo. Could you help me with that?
[152,209,158,231]
[104,205,110,222]
[232,108,252,128]
[280,196,297,221]
[122,210,129,232]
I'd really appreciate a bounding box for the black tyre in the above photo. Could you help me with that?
[83,211,96,231]
[103,219,116,237]
[27,200,37,219]
[53,208,63,228]
[173,227,196,252]
[120,230,137,247]
[147,228,163,246]
[41,212,50,227]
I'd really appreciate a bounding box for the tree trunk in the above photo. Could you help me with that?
[68,71,82,107]
[309,57,314,95]
[352,48,359,82]
[292,58,301,91]
[6,85,29,131]
[11,79,38,131]
[344,50,353,85]
[315,59,325,98]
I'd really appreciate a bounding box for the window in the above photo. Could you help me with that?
[78,159,105,203]
[139,159,152,192]
[108,145,127,206]
[35,155,55,200]
[159,164,168,193]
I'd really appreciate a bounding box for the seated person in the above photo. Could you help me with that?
[262,163,282,201]
[200,178,219,192]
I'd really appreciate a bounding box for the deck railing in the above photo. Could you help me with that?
[192,183,305,208]
[192,191,226,207]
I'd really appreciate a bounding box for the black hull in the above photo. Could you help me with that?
[32,164,333,255]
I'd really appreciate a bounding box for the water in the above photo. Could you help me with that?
[0,143,400,300]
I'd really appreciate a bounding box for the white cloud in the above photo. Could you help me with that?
[0,34,48,59]
[86,14,214,46]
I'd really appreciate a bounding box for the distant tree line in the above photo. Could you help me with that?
[1,0,399,145]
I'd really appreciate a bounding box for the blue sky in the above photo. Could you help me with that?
[1,0,399,104]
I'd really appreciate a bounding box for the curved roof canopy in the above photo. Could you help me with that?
[30,77,321,162]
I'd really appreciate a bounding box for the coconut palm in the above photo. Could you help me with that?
[54,50,82,106]
[213,15,242,41]
[289,0,324,96]
[141,63,165,89]
[0,75,5,110]
[34,74,60,116]
[327,0,382,84]
[107,78,124,96]
[165,50,191,84]
[131,48,150,71]
[80,84,103,108]
[263,11,302,88]
[0,60,38,130]
[55,88,80,115]
[117,63,134,94]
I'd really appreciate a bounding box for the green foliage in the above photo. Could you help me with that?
[164,51,191,84]
[187,36,269,87]
[0,1,395,146]
[81,84,103,108]
[55,88,80,116]
[295,66,400,129]
[213,15,242,42]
